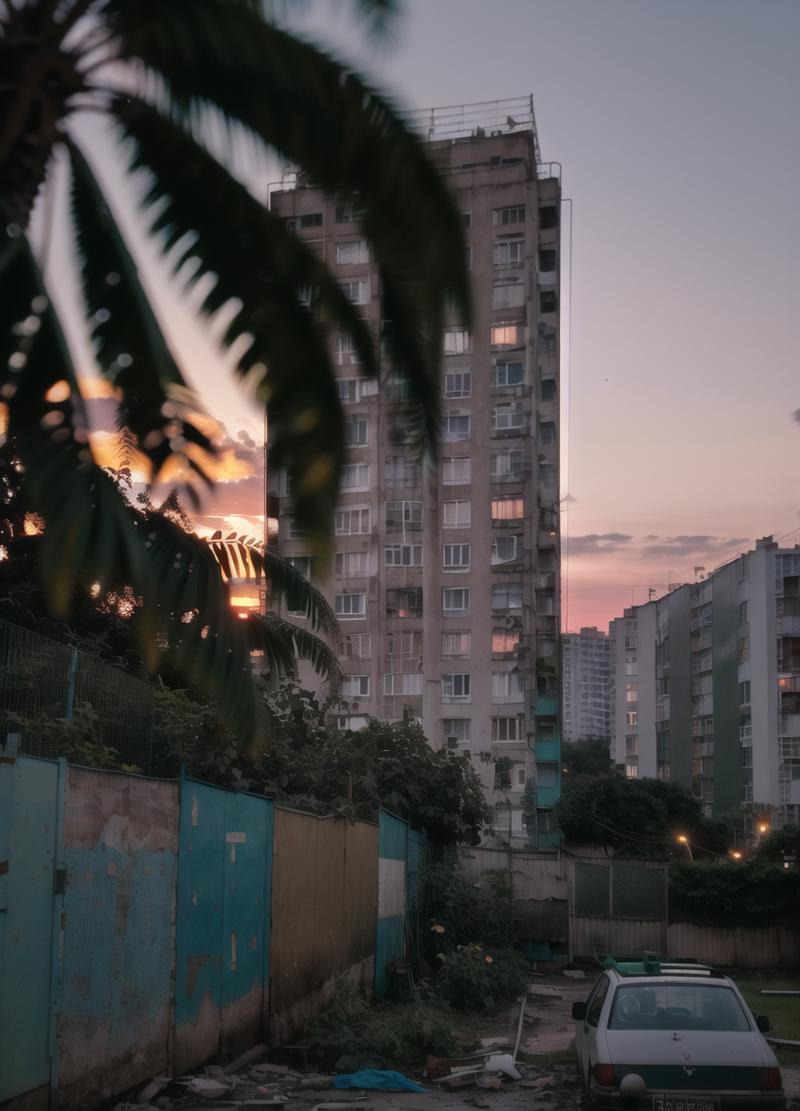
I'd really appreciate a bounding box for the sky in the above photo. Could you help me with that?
[44,0,800,632]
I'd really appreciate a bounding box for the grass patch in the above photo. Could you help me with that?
[735,973,800,1065]
[517,1046,576,1068]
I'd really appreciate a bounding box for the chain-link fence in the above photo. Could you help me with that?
[0,619,155,769]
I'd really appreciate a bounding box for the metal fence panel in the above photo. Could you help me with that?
[0,756,61,1106]
[375,811,408,998]
[573,862,610,917]
[57,767,178,1110]
[612,863,666,919]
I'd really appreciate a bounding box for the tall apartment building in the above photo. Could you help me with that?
[609,537,800,828]
[269,98,562,847]
[562,627,610,743]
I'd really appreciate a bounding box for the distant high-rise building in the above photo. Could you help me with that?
[562,627,610,743]
[269,97,562,847]
[609,536,800,828]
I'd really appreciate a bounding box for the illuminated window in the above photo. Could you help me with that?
[386,587,423,618]
[492,628,520,653]
[491,323,523,347]
[491,496,524,521]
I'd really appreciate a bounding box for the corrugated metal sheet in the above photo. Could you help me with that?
[667,923,800,968]
[458,845,569,944]
[0,756,61,1107]
[269,809,378,1042]
[56,768,179,1110]
[375,811,407,999]
[571,915,666,960]
[174,780,273,1072]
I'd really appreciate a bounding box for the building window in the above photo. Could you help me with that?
[444,371,471,399]
[491,323,523,347]
[286,554,311,578]
[626,735,639,756]
[442,631,471,658]
[625,683,638,703]
[492,628,520,654]
[385,543,422,567]
[491,360,525,389]
[491,535,523,564]
[341,674,370,698]
[343,632,371,659]
[461,211,472,228]
[385,500,422,532]
[335,507,370,535]
[285,212,323,230]
[442,718,471,746]
[493,205,526,226]
[625,763,639,779]
[443,543,470,571]
[491,450,524,480]
[738,600,749,625]
[541,377,556,402]
[334,592,366,618]
[492,671,523,701]
[491,582,523,612]
[341,463,370,490]
[625,654,637,676]
[539,420,556,446]
[492,716,524,742]
[287,517,308,539]
[540,290,558,313]
[493,403,527,432]
[442,674,471,703]
[738,636,750,663]
[442,457,471,485]
[335,551,369,577]
[539,205,558,229]
[492,281,525,310]
[442,413,471,441]
[386,587,423,618]
[538,248,557,271]
[384,455,421,486]
[493,238,524,267]
[386,629,422,657]
[491,496,524,521]
[626,709,638,727]
[383,673,423,696]
[443,500,471,529]
[344,415,368,446]
[340,278,368,304]
[335,334,361,366]
[336,239,368,265]
[443,587,470,615]
[443,329,472,355]
[335,200,364,223]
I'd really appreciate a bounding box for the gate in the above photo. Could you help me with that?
[570,858,668,959]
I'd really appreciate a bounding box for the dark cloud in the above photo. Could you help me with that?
[570,533,634,555]
[639,535,748,560]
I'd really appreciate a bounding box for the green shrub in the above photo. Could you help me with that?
[434,944,529,1013]
[305,978,464,1072]
[424,852,516,948]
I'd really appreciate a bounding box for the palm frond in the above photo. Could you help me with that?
[105,0,471,454]
[110,93,382,547]
[246,611,342,685]
[206,531,338,640]
[65,137,215,487]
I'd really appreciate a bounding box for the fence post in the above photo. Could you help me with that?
[65,647,78,721]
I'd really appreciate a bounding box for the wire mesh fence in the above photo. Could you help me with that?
[0,618,155,770]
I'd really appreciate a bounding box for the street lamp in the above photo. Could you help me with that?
[730,850,743,861]
[758,822,769,835]
[676,834,694,862]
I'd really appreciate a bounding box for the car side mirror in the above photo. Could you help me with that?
[572,1001,587,1021]
[756,1014,771,1033]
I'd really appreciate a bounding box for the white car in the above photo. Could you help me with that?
[572,960,785,1111]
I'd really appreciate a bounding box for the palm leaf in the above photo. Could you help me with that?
[246,611,342,686]
[105,0,471,453]
[66,137,215,487]
[110,93,381,547]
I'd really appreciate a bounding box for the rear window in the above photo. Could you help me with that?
[608,983,751,1032]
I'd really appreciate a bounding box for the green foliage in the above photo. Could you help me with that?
[669,861,800,927]
[557,772,728,858]
[9,703,138,772]
[754,825,800,863]
[434,944,529,1013]
[305,978,464,1072]
[155,681,489,845]
[424,853,515,947]
[562,738,611,778]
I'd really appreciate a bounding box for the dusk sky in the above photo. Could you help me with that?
[55,0,800,633]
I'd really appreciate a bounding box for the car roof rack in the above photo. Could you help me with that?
[601,955,727,979]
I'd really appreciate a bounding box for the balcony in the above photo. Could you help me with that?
[535,782,560,809]
[535,694,559,716]
[535,738,560,762]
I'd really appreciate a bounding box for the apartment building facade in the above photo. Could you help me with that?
[269,99,562,847]
[562,626,610,743]
[609,537,800,828]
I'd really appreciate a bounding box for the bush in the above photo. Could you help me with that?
[434,944,529,1013]
[424,852,516,948]
[669,861,800,927]
[305,978,464,1071]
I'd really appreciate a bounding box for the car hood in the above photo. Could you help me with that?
[603,1029,773,1068]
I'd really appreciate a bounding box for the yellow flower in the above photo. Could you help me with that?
[484,955,493,964]
[431,923,446,934]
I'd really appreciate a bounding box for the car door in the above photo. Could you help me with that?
[577,974,610,1083]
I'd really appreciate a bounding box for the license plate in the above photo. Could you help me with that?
[653,1100,716,1111]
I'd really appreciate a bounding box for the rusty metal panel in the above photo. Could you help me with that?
[0,756,60,1106]
[270,809,319,1013]
[342,820,379,968]
[57,768,179,1110]
[311,819,346,984]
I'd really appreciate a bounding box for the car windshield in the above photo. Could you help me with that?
[608,983,752,1031]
